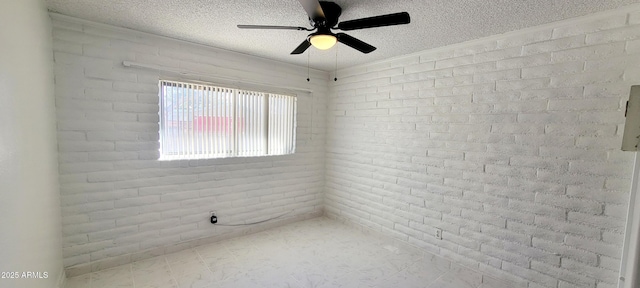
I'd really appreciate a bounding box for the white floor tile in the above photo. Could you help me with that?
[65,217,515,288]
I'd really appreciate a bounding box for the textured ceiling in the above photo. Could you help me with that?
[46,0,640,71]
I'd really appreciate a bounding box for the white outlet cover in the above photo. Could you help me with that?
[435,228,442,239]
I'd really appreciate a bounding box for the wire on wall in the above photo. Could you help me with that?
[307,50,310,82]
[310,92,314,141]
[212,210,294,227]
[334,44,338,81]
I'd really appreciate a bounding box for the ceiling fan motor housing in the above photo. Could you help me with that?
[311,1,342,28]
[310,26,334,38]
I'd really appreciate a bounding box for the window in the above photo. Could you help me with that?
[159,80,296,160]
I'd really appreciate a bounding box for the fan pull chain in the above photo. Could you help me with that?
[334,45,338,81]
[307,50,310,82]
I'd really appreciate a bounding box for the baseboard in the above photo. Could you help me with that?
[64,210,322,278]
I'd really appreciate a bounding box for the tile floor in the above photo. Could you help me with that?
[65,217,513,288]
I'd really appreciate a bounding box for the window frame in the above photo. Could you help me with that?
[158,80,297,161]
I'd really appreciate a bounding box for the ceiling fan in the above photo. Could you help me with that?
[237,0,410,55]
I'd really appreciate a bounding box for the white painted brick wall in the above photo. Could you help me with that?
[325,7,639,288]
[51,15,328,272]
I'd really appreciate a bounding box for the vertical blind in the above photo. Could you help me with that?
[159,80,296,160]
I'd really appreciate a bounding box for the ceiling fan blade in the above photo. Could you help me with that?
[291,40,312,54]
[297,0,325,21]
[337,12,410,31]
[336,33,376,54]
[237,25,310,31]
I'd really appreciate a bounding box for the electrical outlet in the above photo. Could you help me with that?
[435,228,442,240]
[209,211,217,224]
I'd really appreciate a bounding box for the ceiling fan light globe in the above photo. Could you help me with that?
[310,34,337,50]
